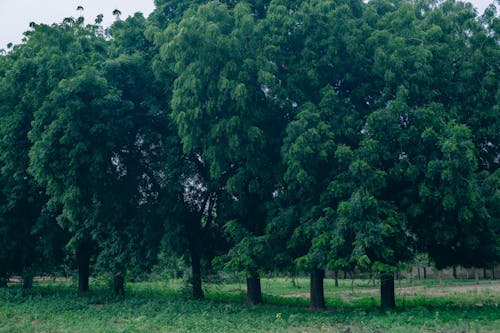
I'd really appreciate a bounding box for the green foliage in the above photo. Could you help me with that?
[0,17,107,281]
[0,279,499,332]
[0,0,498,312]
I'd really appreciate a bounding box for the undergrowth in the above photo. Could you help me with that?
[0,278,498,332]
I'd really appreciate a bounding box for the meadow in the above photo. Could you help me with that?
[0,277,499,332]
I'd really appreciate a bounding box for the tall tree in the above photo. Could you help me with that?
[0,18,106,289]
[160,2,282,304]
[264,0,371,308]
[29,67,131,293]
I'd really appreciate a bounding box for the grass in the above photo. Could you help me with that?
[0,277,499,332]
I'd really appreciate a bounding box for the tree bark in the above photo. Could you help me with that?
[76,240,91,293]
[190,244,204,299]
[187,210,204,300]
[453,266,457,279]
[21,269,33,289]
[113,273,125,295]
[334,270,339,288]
[423,267,427,279]
[0,275,7,288]
[474,269,479,285]
[246,272,262,305]
[310,268,325,309]
[380,273,396,310]
[483,268,487,279]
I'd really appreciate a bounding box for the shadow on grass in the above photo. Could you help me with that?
[1,280,498,317]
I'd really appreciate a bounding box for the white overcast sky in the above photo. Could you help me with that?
[0,0,495,49]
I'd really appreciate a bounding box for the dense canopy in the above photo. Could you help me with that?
[0,0,498,310]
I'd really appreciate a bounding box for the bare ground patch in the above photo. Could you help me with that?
[279,281,500,301]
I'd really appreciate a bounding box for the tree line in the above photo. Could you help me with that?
[0,0,498,310]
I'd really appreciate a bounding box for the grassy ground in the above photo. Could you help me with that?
[0,277,499,332]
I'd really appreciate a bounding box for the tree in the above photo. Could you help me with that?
[0,18,106,289]
[160,2,282,304]
[347,0,500,307]
[419,122,499,270]
[263,0,371,309]
[29,67,132,293]
[110,10,225,299]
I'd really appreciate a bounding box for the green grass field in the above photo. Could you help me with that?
[1,277,499,332]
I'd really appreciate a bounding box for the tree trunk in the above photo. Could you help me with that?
[423,267,427,279]
[334,270,339,288]
[380,273,396,310]
[22,269,33,289]
[474,269,479,285]
[291,272,297,288]
[453,266,457,279]
[492,268,495,280]
[190,245,204,299]
[0,275,7,288]
[113,273,125,295]
[76,240,91,293]
[310,268,325,309]
[483,268,487,279]
[246,272,262,305]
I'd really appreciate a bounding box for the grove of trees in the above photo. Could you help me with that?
[0,0,498,310]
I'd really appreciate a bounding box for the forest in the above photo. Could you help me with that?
[0,0,498,324]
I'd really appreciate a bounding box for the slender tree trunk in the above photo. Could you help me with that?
[423,267,427,279]
[21,269,33,289]
[483,268,487,279]
[291,272,297,288]
[186,210,204,300]
[380,273,396,310]
[0,275,7,288]
[439,271,443,287]
[76,240,91,293]
[310,268,325,309]
[190,245,204,299]
[334,270,339,288]
[474,269,479,285]
[246,271,262,305]
[417,266,421,280]
[113,273,125,295]
[492,268,495,280]
[453,266,457,279]
[343,271,347,279]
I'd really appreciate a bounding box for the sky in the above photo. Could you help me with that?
[0,0,156,49]
[0,0,496,50]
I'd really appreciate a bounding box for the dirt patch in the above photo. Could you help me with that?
[282,292,310,298]
[279,282,500,300]
[400,283,500,296]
